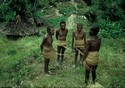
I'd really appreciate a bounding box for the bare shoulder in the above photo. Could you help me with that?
[56,30,59,35]
[99,37,101,40]
[87,38,91,43]
[56,29,59,32]
[98,37,101,41]
[82,31,86,35]
[83,31,86,34]
[44,34,48,40]
[41,35,47,44]
[65,29,68,32]
[73,30,76,33]
[72,31,75,36]
[99,38,101,44]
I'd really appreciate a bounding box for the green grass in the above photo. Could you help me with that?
[0,34,41,70]
[0,26,125,87]
[0,1,125,87]
[97,38,125,88]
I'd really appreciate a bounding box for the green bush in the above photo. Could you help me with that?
[9,0,34,18]
[0,0,50,22]
[91,0,125,38]
[48,16,68,27]
[94,0,125,21]
[0,1,16,22]
[120,0,125,11]
[37,0,49,8]
[98,19,124,38]
[58,2,76,16]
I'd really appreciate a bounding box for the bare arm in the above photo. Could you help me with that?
[56,30,59,40]
[72,32,75,49]
[84,40,90,60]
[84,33,86,48]
[66,29,68,36]
[98,38,101,51]
[40,37,46,52]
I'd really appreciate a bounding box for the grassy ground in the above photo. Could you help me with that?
[0,20,125,87]
[0,1,125,87]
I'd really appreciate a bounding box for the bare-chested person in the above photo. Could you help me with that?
[56,21,68,66]
[40,26,54,75]
[83,25,101,85]
[72,23,86,67]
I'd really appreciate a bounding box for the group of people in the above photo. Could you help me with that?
[40,21,101,85]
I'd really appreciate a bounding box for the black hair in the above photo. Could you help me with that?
[77,23,83,27]
[90,25,99,35]
[47,26,53,33]
[60,21,66,25]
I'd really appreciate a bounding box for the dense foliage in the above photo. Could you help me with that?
[0,0,125,37]
[0,0,34,22]
[92,0,125,38]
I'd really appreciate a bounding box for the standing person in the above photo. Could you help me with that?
[40,26,55,75]
[72,23,86,67]
[56,21,68,66]
[83,25,101,85]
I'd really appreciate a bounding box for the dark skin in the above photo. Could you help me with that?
[85,29,101,84]
[41,28,54,50]
[40,27,54,74]
[56,23,68,40]
[56,22,68,65]
[72,25,86,67]
[85,30,101,55]
[16,14,21,24]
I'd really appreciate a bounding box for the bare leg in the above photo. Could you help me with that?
[85,69,90,85]
[44,59,50,74]
[79,48,84,66]
[61,46,65,65]
[57,46,61,65]
[92,65,97,83]
[75,48,78,67]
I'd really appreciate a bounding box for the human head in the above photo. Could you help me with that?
[60,21,66,30]
[89,25,99,36]
[77,23,83,32]
[47,26,54,35]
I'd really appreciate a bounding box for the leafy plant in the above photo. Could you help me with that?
[58,2,76,16]
[98,19,124,38]
[48,16,68,27]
